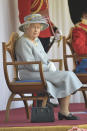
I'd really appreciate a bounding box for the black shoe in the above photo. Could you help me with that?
[58,112,79,120]
[47,101,58,107]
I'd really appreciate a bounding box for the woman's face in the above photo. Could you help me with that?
[26,23,42,40]
[82,13,87,19]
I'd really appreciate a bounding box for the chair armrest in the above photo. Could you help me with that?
[49,59,63,70]
[6,61,46,86]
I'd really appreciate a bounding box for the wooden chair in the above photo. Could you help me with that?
[2,32,63,122]
[63,29,87,108]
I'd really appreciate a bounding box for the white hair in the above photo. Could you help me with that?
[23,23,43,33]
[23,24,30,33]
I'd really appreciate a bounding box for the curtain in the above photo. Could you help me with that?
[48,0,84,104]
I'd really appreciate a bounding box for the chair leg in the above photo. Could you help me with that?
[82,91,87,108]
[5,93,16,122]
[19,94,29,119]
[42,96,48,107]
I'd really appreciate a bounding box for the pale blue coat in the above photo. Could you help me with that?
[15,35,82,98]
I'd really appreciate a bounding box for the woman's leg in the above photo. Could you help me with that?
[58,95,71,116]
[58,95,79,120]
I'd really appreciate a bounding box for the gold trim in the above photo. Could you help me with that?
[27,15,38,21]
[32,0,44,14]
[75,22,87,32]
[46,0,48,8]
[31,0,39,9]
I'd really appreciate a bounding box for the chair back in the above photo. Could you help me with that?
[2,32,19,87]
[63,31,76,71]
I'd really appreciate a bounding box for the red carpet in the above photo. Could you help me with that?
[0,103,87,127]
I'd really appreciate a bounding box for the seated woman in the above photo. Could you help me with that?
[15,14,82,120]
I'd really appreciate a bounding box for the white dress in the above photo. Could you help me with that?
[15,35,82,98]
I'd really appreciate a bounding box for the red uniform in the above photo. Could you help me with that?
[18,0,54,38]
[72,20,87,73]
[72,21,87,55]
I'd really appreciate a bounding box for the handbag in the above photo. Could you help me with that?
[31,105,55,123]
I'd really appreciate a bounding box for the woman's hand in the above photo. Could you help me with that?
[48,62,56,72]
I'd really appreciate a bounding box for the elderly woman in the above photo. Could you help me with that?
[15,14,82,120]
